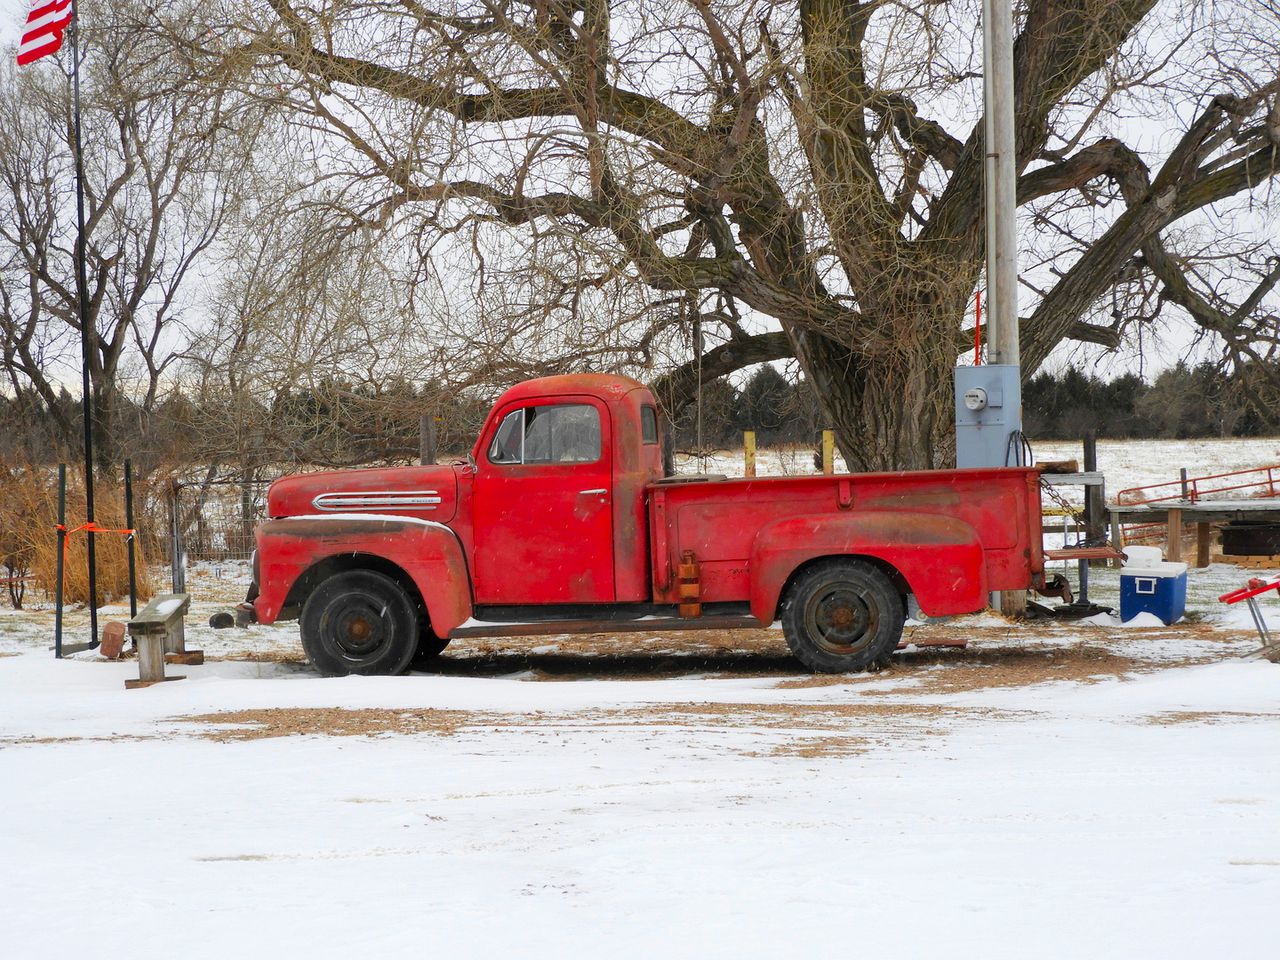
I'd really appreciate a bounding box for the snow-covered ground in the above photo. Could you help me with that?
[3,556,1280,958]
[5,437,1280,957]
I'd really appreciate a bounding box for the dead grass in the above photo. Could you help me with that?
[208,650,310,665]
[0,462,154,606]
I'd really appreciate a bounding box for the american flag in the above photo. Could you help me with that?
[17,0,74,67]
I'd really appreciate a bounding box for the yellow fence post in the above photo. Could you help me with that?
[744,431,756,478]
[822,430,834,475]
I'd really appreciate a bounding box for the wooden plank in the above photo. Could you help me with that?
[743,431,756,478]
[1213,554,1280,567]
[1041,471,1106,487]
[165,651,205,666]
[1045,547,1125,562]
[125,676,185,690]
[1166,507,1183,563]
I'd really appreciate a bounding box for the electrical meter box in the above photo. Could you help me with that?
[955,364,1022,468]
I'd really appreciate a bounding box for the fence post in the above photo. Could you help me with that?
[1083,433,1105,550]
[169,481,186,594]
[420,413,437,465]
[743,431,756,478]
[822,430,834,475]
[125,459,137,618]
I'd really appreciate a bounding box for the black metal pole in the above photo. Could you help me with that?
[54,464,66,659]
[69,10,98,648]
[125,459,137,618]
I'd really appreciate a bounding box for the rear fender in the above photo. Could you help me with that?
[253,515,472,634]
[749,511,988,622]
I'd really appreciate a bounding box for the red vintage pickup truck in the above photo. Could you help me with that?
[251,374,1048,675]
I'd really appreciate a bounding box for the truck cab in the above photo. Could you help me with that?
[465,374,664,606]
[252,374,1046,676]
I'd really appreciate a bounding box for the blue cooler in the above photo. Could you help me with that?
[1120,558,1188,624]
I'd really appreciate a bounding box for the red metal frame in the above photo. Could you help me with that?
[1219,577,1280,605]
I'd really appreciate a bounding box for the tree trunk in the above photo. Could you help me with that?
[792,286,966,472]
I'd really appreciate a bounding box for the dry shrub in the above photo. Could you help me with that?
[0,462,154,606]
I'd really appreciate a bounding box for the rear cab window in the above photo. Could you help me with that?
[640,405,658,445]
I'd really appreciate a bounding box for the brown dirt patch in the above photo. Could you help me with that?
[762,735,871,758]
[174,700,1024,765]
[773,643,1150,694]
[1142,710,1280,726]
[182,706,484,741]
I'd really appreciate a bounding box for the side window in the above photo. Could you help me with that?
[486,404,602,465]
[488,410,524,464]
[640,405,658,445]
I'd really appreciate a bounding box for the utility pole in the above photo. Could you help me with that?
[956,0,1026,615]
[983,0,1019,370]
[987,0,1024,617]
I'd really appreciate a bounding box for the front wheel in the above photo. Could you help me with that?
[410,627,450,670]
[300,570,418,677]
[781,559,904,673]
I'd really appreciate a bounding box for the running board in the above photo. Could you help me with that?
[448,613,762,639]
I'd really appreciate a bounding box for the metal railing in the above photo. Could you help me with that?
[1117,464,1280,506]
[1116,463,1280,546]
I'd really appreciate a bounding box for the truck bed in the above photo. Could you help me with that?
[647,467,1044,618]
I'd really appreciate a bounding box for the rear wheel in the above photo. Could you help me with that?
[781,559,904,673]
[300,570,418,677]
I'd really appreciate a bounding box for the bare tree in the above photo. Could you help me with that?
[0,0,262,470]
[178,1,1280,467]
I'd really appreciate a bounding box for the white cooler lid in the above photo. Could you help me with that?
[1122,545,1164,567]
[1122,561,1188,578]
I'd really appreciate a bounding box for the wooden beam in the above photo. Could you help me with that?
[1196,522,1212,569]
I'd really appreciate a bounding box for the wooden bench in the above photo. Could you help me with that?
[125,593,201,689]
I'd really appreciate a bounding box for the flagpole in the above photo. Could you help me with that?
[69,5,98,649]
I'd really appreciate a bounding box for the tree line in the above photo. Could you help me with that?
[6,359,1275,483]
[1023,361,1280,440]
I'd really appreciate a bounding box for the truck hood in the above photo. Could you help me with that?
[266,465,459,524]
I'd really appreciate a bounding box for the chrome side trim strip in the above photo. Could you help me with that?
[312,490,443,511]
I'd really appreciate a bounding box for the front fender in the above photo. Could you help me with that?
[253,515,473,635]
[749,511,988,622]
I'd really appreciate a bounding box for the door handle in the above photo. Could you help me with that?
[579,488,608,496]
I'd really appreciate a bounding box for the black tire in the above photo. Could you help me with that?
[780,559,904,673]
[300,570,419,677]
[410,627,450,670]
